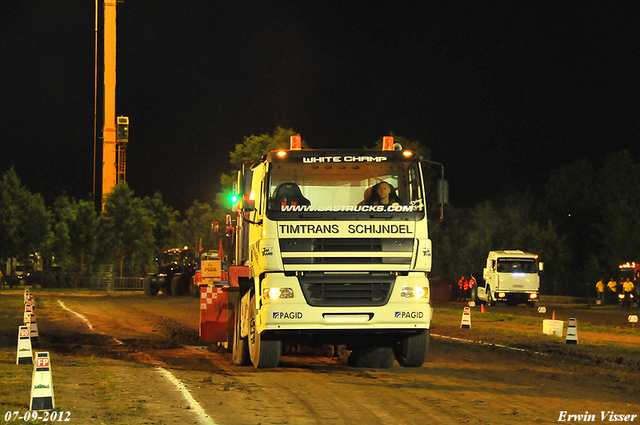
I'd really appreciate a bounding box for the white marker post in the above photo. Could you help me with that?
[25,305,39,342]
[565,317,578,344]
[30,352,55,410]
[16,326,33,364]
[460,307,472,329]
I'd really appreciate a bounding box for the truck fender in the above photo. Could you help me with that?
[252,275,263,309]
[240,291,253,339]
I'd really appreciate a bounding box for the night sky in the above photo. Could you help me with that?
[2,1,639,211]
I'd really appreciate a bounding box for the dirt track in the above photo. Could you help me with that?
[2,291,639,424]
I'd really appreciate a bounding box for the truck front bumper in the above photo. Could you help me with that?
[494,291,538,302]
[255,272,432,333]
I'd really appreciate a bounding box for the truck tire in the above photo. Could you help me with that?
[248,295,281,368]
[144,277,159,296]
[231,299,250,366]
[394,329,430,367]
[486,288,494,306]
[171,275,187,296]
[348,346,394,369]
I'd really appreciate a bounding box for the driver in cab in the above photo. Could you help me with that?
[366,182,405,206]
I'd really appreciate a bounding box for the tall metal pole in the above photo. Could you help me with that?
[93,0,98,203]
[101,0,117,209]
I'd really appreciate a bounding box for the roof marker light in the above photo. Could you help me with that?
[382,136,394,151]
[276,150,287,158]
[290,134,302,150]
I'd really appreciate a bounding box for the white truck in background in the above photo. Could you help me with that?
[475,250,542,307]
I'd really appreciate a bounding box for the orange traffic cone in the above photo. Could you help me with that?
[552,311,556,320]
[481,303,485,313]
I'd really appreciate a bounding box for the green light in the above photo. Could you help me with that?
[229,193,239,204]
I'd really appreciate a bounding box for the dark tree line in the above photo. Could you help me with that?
[432,149,640,296]
[1,131,638,296]
[0,169,224,285]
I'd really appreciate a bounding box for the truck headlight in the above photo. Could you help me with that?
[401,286,429,299]
[529,293,538,300]
[498,292,506,298]
[263,287,294,300]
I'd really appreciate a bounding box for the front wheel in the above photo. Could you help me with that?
[394,329,430,367]
[144,277,159,296]
[470,286,478,303]
[486,289,494,306]
[248,296,282,368]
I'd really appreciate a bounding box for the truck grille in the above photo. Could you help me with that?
[280,238,413,253]
[280,238,413,266]
[298,272,395,307]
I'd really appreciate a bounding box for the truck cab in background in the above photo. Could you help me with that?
[144,247,196,296]
[476,250,542,307]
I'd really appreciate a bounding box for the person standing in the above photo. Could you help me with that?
[595,279,605,305]
[622,278,635,308]
[607,278,617,304]
[457,276,468,302]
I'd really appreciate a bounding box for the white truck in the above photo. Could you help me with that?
[220,136,442,368]
[475,250,542,307]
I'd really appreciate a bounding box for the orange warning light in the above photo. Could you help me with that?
[382,136,394,150]
[290,135,302,150]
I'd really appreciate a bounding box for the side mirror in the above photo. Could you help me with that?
[538,262,544,272]
[243,198,255,212]
[225,214,234,237]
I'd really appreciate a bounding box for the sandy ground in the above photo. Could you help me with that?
[1,290,639,424]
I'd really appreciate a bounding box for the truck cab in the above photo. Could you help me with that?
[227,136,443,368]
[476,250,542,306]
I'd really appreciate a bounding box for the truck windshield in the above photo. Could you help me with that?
[267,161,424,214]
[496,259,537,274]
[163,253,184,265]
